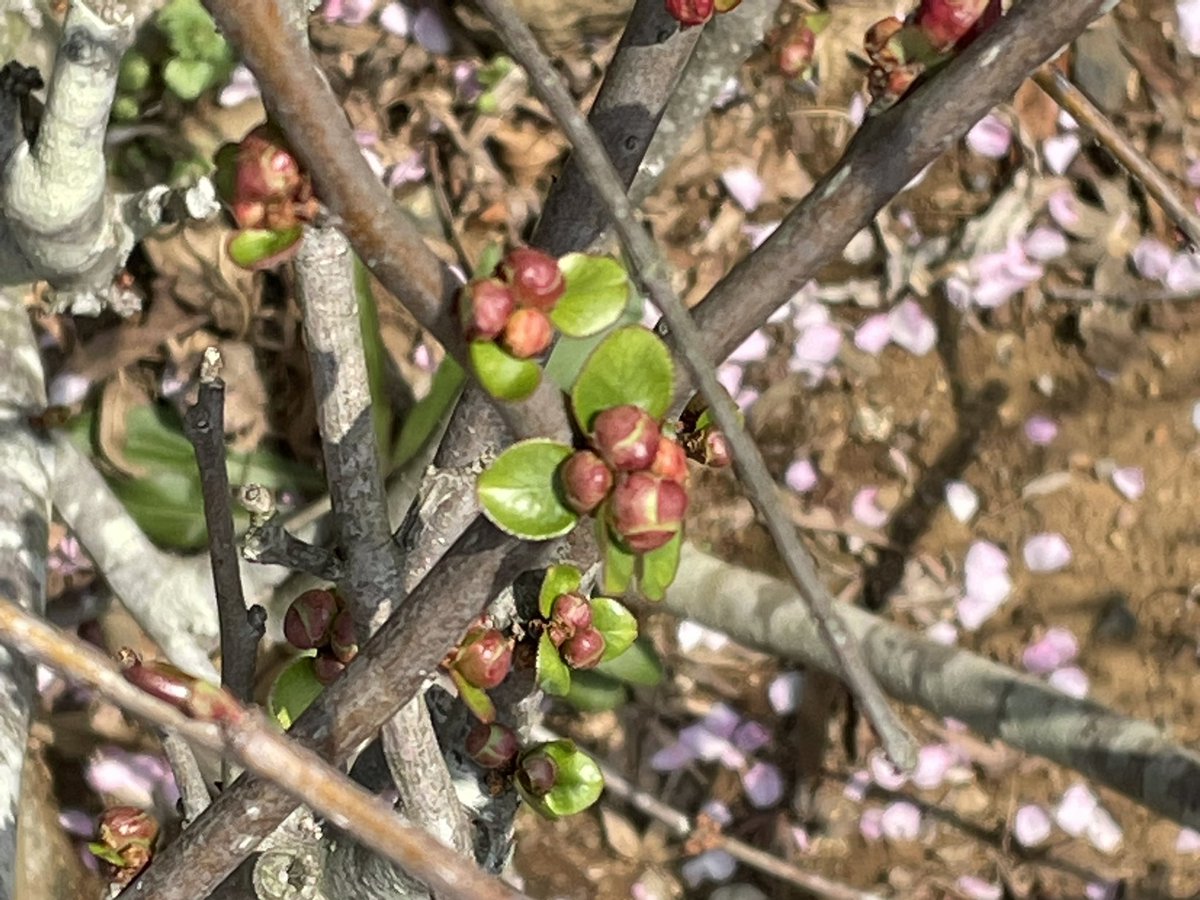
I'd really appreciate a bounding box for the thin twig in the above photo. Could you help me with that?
[160,729,212,824]
[1032,66,1200,248]
[476,0,917,770]
[240,484,344,582]
[182,347,260,704]
[0,595,528,900]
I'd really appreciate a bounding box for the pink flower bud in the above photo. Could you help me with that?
[665,0,714,27]
[283,589,338,650]
[563,627,606,670]
[552,592,593,632]
[465,721,519,768]
[448,627,514,690]
[517,750,558,797]
[650,436,689,486]
[459,278,516,342]
[501,307,553,359]
[312,654,346,685]
[560,450,613,514]
[915,0,1000,51]
[501,247,565,311]
[608,471,688,553]
[701,427,731,468]
[592,405,661,472]
[329,610,358,664]
[235,126,303,203]
[776,22,817,78]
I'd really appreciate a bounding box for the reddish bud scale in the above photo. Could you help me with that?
[449,627,514,690]
[608,471,689,553]
[283,589,338,650]
[235,127,302,203]
[460,278,516,342]
[501,307,553,358]
[518,752,558,797]
[330,610,358,664]
[560,450,613,514]
[562,627,606,670]
[313,653,346,685]
[650,436,689,486]
[915,0,999,51]
[592,405,661,472]
[552,592,594,632]
[665,0,714,27]
[466,721,520,768]
[502,248,565,311]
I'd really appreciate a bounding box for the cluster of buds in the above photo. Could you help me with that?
[91,807,159,886]
[443,618,515,693]
[865,0,1000,108]
[664,0,742,28]
[545,592,606,670]
[283,589,358,685]
[459,248,565,359]
[223,125,318,231]
[560,405,690,553]
[117,649,243,726]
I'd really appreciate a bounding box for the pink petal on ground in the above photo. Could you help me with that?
[378,1,410,35]
[360,148,386,180]
[650,741,696,772]
[768,672,805,714]
[868,750,908,791]
[1189,157,1200,188]
[945,276,974,310]
[735,389,759,411]
[413,342,434,372]
[1165,252,1200,292]
[966,114,1012,159]
[1024,533,1073,572]
[86,749,160,808]
[888,299,937,355]
[717,363,743,397]
[963,541,1012,605]
[945,481,979,522]
[1043,134,1081,175]
[733,720,771,753]
[721,167,764,213]
[859,807,884,841]
[58,809,94,838]
[1048,189,1080,229]
[956,592,1005,631]
[851,487,891,529]
[925,621,959,645]
[681,849,737,886]
[218,65,259,107]
[1024,415,1059,445]
[791,323,842,371]
[911,744,956,791]
[1055,783,1098,836]
[742,761,784,808]
[880,801,922,841]
[1086,882,1120,900]
[854,314,892,354]
[1179,0,1200,55]
[845,769,871,803]
[1176,827,1200,853]
[1193,401,1200,432]
[791,298,830,331]
[785,458,818,493]
[1022,627,1079,674]
[742,220,780,249]
[703,703,741,740]
[1111,466,1145,500]
[387,150,427,188]
[680,724,741,766]
[1132,238,1173,281]
[1024,226,1068,261]
[701,800,733,827]
[729,330,770,364]
[412,5,452,53]
[1086,807,1123,853]
[955,876,1003,900]
[322,0,374,25]
[1048,665,1090,698]
[1014,804,1053,847]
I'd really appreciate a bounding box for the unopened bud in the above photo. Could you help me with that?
[330,610,358,664]
[915,0,999,51]
[777,22,817,79]
[283,589,338,650]
[235,126,303,203]
[665,0,714,27]
[562,627,606,670]
[552,592,593,632]
[560,450,613,514]
[312,654,346,685]
[502,247,565,311]
[465,721,520,768]
[517,751,558,797]
[592,405,661,472]
[501,307,553,358]
[99,806,159,849]
[608,471,688,553]
[459,278,516,342]
[650,436,689,485]
[448,627,514,690]
[701,427,731,468]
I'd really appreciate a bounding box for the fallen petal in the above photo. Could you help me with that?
[1014,804,1053,847]
[966,114,1011,159]
[681,849,737,887]
[1177,827,1200,854]
[851,487,891,529]
[1022,627,1078,674]
[911,744,956,791]
[378,1,410,36]
[1055,783,1098,837]
[880,801,922,841]
[945,480,979,523]
[1047,189,1080,229]
[868,749,908,791]
[733,720,771,753]
[888,299,937,355]
[1110,466,1145,500]
[742,761,784,808]
[1179,0,1200,55]
[649,741,696,772]
[1086,806,1123,853]
[784,458,819,493]
[768,672,805,714]
[1024,226,1069,261]
[721,167,764,213]
[1043,134,1081,175]
[729,330,770,364]
[854,314,893,354]
[1132,238,1172,281]
[925,621,959,645]
[955,876,1003,900]
[1024,533,1073,572]
[1048,665,1089,698]
[1024,415,1059,445]
[859,807,883,841]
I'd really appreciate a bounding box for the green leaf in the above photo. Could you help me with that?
[269,656,323,730]
[594,637,664,686]
[538,564,582,617]
[474,243,503,279]
[536,632,571,697]
[391,357,467,469]
[564,669,629,712]
[450,669,496,723]
[550,254,630,338]
[470,340,542,402]
[228,227,304,270]
[163,57,217,100]
[597,517,635,595]
[521,740,604,819]
[571,326,674,431]
[477,440,578,540]
[589,597,637,661]
[88,843,130,867]
[638,531,682,601]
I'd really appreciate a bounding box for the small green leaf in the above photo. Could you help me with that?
[595,637,664,686]
[269,656,323,730]
[589,597,637,661]
[474,243,503,279]
[537,632,572,696]
[228,227,304,270]
[597,517,635,595]
[477,440,578,540]
[88,843,129,867]
[571,326,674,431]
[551,254,630,338]
[523,740,604,819]
[638,531,682,601]
[163,57,217,100]
[470,340,542,401]
[539,564,582,617]
[450,669,496,723]
[564,669,629,712]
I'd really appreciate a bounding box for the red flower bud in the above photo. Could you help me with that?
[501,247,565,311]
[701,427,731,468]
[552,592,593,632]
[459,278,516,342]
[313,653,346,685]
[99,806,159,849]
[562,627,606,670]
[776,22,817,79]
[283,589,338,650]
[650,436,689,486]
[517,751,558,797]
[448,627,514,690]
[560,450,613,514]
[501,307,553,358]
[330,610,358,664]
[915,0,999,51]
[236,126,303,204]
[608,471,688,553]
[592,405,661,472]
[465,721,520,768]
[665,0,714,27]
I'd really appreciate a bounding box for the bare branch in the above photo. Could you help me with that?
[160,729,214,825]
[475,0,918,769]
